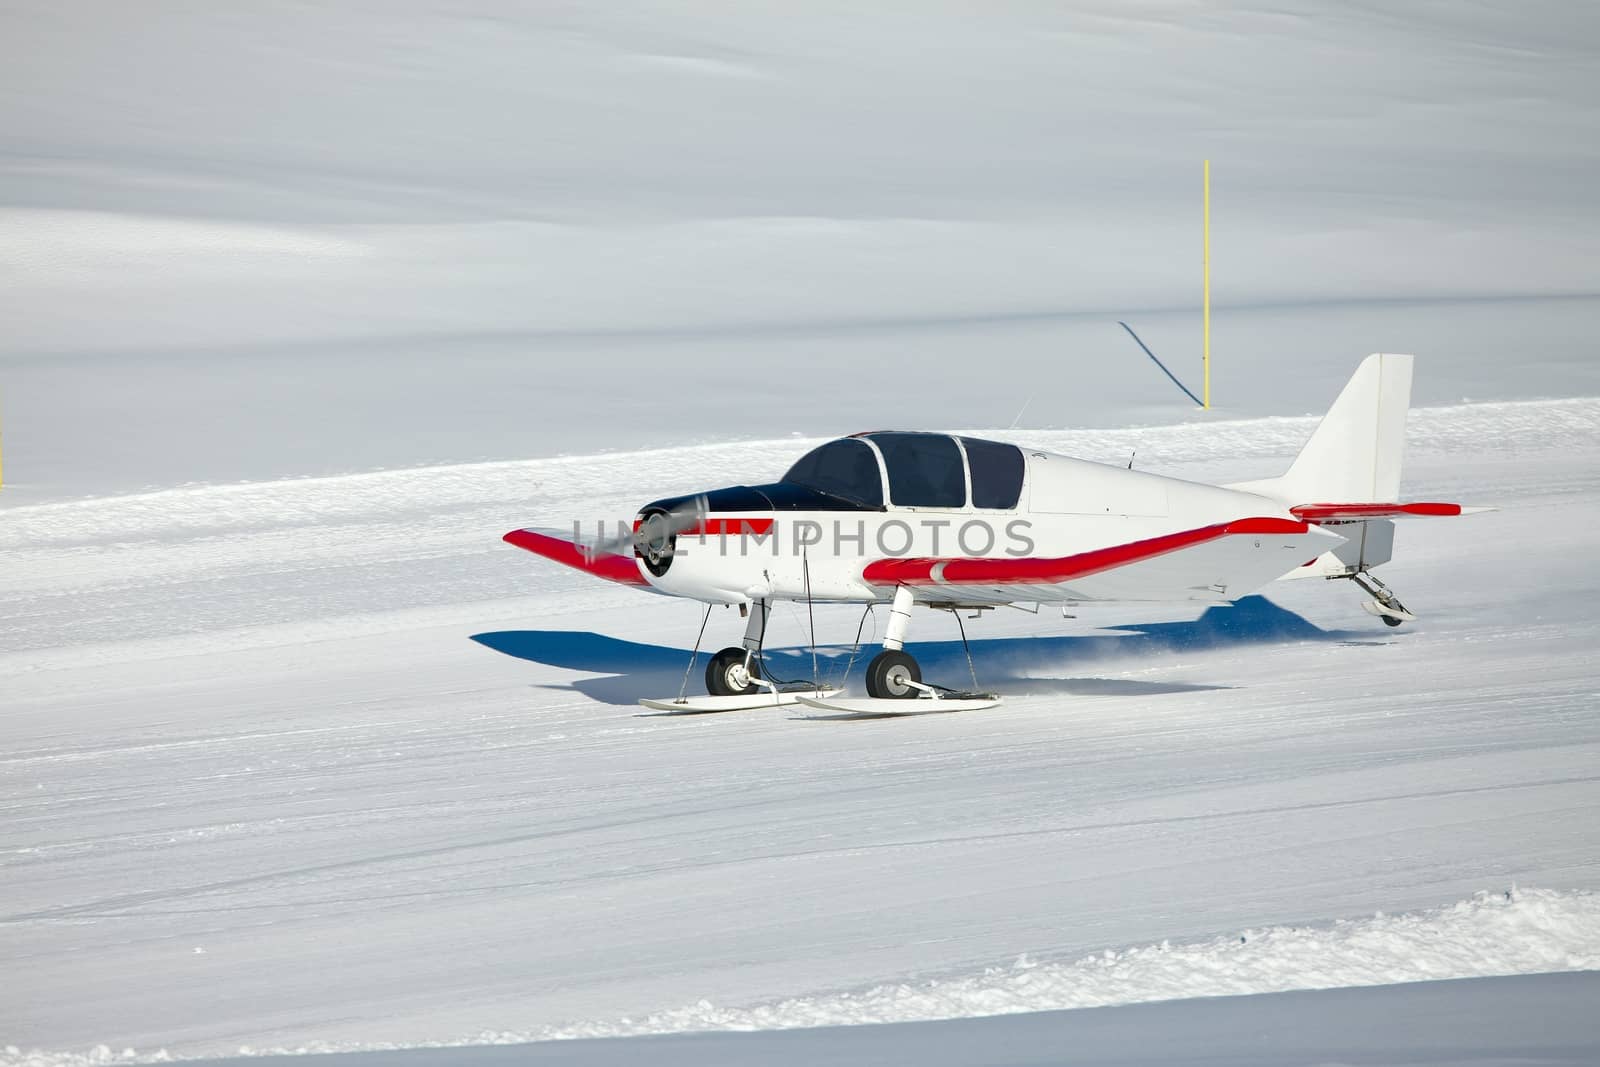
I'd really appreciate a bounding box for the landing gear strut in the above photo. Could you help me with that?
[642,600,836,713]
[794,586,1000,715]
[705,647,762,696]
[705,599,771,696]
[1347,570,1416,627]
[865,649,921,699]
[864,586,921,698]
[853,586,996,703]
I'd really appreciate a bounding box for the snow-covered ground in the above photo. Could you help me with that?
[4,2,1599,1064]
[4,397,1599,1063]
[175,972,1600,1067]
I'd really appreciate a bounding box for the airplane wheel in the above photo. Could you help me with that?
[706,647,760,696]
[865,650,921,699]
[1381,614,1405,628]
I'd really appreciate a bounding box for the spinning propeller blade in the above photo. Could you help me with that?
[584,494,709,561]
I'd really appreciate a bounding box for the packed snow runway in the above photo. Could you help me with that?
[4,398,1599,1063]
[180,972,1600,1067]
[5,1,1600,1062]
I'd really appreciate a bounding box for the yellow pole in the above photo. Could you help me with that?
[1203,159,1211,410]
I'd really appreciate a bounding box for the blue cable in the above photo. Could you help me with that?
[1118,321,1204,408]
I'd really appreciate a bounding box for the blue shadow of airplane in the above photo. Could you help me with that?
[471,595,1374,707]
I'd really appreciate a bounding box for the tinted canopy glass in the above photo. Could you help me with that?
[782,439,884,507]
[870,432,966,508]
[961,437,1025,509]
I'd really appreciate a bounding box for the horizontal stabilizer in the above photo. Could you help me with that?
[1290,501,1489,522]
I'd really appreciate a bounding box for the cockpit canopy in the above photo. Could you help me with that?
[780,437,884,508]
[782,432,1024,510]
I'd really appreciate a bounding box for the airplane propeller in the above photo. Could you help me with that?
[583,494,709,567]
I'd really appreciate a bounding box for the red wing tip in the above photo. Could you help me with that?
[861,558,932,583]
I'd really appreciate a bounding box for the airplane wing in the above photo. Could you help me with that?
[861,517,1345,605]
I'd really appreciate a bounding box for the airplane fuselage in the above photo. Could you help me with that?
[636,439,1340,607]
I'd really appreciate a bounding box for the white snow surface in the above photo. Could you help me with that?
[334,888,1600,1047]
[4,396,1599,1061]
[4,2,1600,1064]
[2,891,1597,1064]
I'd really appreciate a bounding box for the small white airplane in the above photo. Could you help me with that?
[505,354,1477,714]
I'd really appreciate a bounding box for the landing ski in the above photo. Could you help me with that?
[639,686,836,714]
[1360,599,1418,623]
[796,693,1001,718]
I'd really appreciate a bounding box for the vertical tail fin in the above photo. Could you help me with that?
[1229,354,1483,588]
[1234,353,1414,506]
[1229,353,1414,578]
[1282,352,1413,503]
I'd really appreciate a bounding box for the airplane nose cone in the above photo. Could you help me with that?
[636,507,676,576]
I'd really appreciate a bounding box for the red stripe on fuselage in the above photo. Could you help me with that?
[861,517,1309,587]
[686,517,775,537]
[630,517,775,536]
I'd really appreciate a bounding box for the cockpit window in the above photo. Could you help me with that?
[782,439,884,507]
[960,437,1025,509]
[870,432,966,508]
